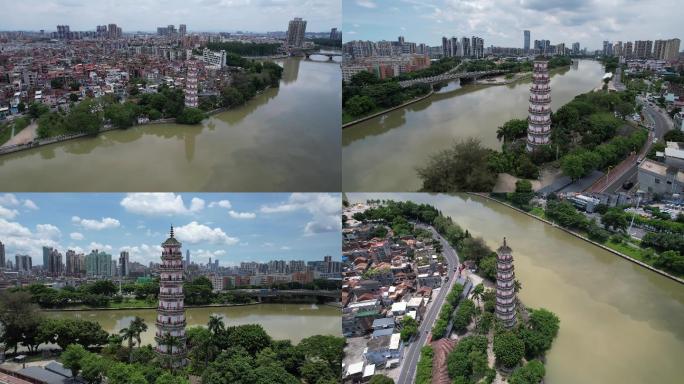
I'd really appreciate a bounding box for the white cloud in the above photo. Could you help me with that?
[23,200,38,210]
[280,246,291,250]
[0,219,60,261]
[0,194,20,206]
[209,200,232,209]
[260,193,341,236]
[0,206,19,219]
[119,243,163,263]
[228,210,256,219]
[174,221,239,245]
[356,0,377,8]
[36,224,61,239]
[70,232,84,241]
[72,216,121,230]
[88,242,113,252]
[120,193,205,215]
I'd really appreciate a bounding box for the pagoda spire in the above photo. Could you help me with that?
[526,57,552,152]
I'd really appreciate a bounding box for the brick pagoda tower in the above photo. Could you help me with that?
[526,58,551,152]
[495,238,517,328]
[155,226,187,368]
[184,60,198,108]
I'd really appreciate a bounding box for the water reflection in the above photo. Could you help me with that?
[0,58,340,192]
[342,60,605,192]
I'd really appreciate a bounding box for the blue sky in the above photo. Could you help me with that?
[0,193,341,266]
[343,0,682,51]
[3,0,340,32]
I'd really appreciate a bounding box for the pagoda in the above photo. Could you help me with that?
[526,58,551,152]
[155,226,187,368]
[495,238,517,328]
[184,60,198,108]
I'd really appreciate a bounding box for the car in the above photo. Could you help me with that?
[622,181,634,190]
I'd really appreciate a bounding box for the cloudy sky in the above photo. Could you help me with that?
[0,193,341,266]
[3,0,340,32]
[344,0,683,51]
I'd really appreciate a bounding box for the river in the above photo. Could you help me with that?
[349,193,684,384]
[342,60,606,192]
[45,303,341,345]
[0,57,341,192]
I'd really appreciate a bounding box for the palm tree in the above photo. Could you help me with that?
[130,316,148,348]
[514,279,522,293]
[119,326,137,362]
[207,315,224,336]
[472,284,484,305]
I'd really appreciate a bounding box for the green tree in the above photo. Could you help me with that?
[105,102,138,129]
[80,353,107,384]
[493,331,525,369]
[297,335,345,379]
[155,373,190,384]
[400,316,418,342]
[349,71,379,86]
[345,95,376,117]
[367,375,395,384]
[509,360,546,384]
[0,291,43,353]
[509,179,535,208]
[28,102,50,118]
[107,362,148,384]
[176,107,206,124]
[496,119,528,143]
[602,209,628,231]
[417,138,498,192]
[61,344,88,378]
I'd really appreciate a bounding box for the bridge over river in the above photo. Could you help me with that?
[398,69,506,88]
[232,288,340,302]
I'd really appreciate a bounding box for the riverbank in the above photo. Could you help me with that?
[0,86,276,157]
[342,90,434,129]
[471,192,684,285]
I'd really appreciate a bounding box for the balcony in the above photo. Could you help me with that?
[528,117,552,125]
[529,107,551,115]
[529,96,551,104]
[530,86,551,95]
[160,265,184,271]
[158,293,183,300]
[496,291,515,300]
[155,320,187,328]
[157,306,184,313]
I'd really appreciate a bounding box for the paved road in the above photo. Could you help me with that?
[591,101,672,193]
[396,225,460,384]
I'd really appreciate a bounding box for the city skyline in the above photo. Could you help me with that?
[343,0,682,51]
[2,0,341,32]
[0,193,341,266]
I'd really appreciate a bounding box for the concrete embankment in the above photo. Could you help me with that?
[470,193,684,285]
[342,90,435,129]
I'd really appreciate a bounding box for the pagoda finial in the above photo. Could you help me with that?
[170,225,174,238]
[503,237,507,247]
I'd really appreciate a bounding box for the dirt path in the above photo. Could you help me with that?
[2,120,37,147]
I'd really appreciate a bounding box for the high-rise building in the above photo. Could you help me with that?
[156,227,187,368]
[634,40,653,58]
[287,17,307,48]
[108,23,119,39]
[495,238,517,328]
[471,36,484,58]
[572,42,580,55]
[329,28,341,40]
[179,24,187,37]
[603,40,613,56]
[56,25,70,39]
[527,58,552,152]
[654,38,681,60]
[120,251,130,277]
[184,60,198,108]
[556,43,566,56]
[86,250,112,277]
[461,37,471,57]
[524,30,530,53]
[624,41,633,57]
[43,246,62,276]
[0,241,5,268]
[15,254,32,272]
[185,250,190,266]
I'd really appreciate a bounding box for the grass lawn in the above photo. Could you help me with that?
[529,206,546,218]
[604,239,649,262]
[0,117,31,145]
[108,298,157,308]
[342,106,385,125]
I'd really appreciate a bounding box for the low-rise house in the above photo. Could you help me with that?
[363,333,404,366]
